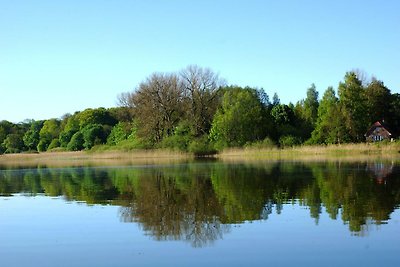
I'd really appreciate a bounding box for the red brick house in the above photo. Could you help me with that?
[365,121,393,142]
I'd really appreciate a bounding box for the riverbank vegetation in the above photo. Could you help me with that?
[1,65,400,156]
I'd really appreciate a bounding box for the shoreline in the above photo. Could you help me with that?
[1,143,400,168]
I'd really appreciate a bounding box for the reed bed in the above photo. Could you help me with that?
[0,150,192,168]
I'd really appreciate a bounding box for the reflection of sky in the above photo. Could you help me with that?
[0,195,399,267]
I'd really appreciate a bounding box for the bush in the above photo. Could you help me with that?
[245,137,276,149]
[279,135,302,148]
[188,136,217,156]
[67,132,84,151]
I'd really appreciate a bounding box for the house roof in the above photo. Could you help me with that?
[365,121,393,137]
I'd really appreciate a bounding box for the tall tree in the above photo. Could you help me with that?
[311,87,348,144]
[364,78,391,123]
[303,83,319,125]
[180,65,224,136]
[338,72,368,142]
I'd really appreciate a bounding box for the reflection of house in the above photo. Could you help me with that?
[365,121,393,142]
[366,162,394,184]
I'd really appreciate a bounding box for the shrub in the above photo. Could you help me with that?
[279,135,302,148]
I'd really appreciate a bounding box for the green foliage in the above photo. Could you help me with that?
[365,79,391,123]
[303,84,319,125]
[3,133,25,153]
[67,132,84,151]
[209,87,266,148]
[310,87,349,144]
[271,104,294,125]
[59,115,79,147]
[158,122,193,151]
[107,122,132,146]
[37,140,48,152]
[39,119,61,151]
[81,124,107,150]
[76,108,117,129]
[338,72,368,142]
[47,139,60,150]
[23,120,43,151]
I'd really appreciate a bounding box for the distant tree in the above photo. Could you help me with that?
[210,87,266,148]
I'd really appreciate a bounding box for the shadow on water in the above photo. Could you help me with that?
[0,160,399,246]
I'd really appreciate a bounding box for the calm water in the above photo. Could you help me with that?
[0,160,399,266]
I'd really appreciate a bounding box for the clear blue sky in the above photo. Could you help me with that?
[1,0,399,122]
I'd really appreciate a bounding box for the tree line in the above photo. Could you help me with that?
[1,65,399,154]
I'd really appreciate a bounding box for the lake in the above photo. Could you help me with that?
[0,160,399,266]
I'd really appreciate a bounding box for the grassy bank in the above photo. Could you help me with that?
[218,142,400,161]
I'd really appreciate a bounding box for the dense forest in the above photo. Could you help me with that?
[1,65,399,154]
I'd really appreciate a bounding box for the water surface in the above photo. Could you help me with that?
[0,160,399,266]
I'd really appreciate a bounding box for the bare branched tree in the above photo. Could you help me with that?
[180,65,225,136]
[132,73,185,142]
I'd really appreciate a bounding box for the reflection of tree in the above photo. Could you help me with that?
[309,162,400,232]
[116,166,229,247]
[0,161,399,240]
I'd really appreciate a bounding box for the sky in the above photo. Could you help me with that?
[1,0,399,123]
